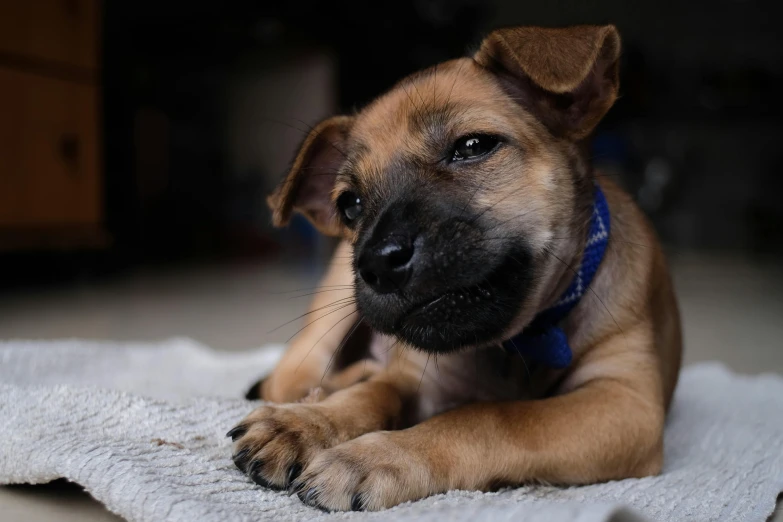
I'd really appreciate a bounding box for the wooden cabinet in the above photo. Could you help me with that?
[0,0,103,250]
[0,0,99,70]
[0,68,100,226]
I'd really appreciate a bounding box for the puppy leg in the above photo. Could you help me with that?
[293,329,666,511]
[230,369,418,489]
[320,359,385,394]
[249,241,358,403]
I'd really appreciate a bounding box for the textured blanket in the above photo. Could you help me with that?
[0,338,781,522]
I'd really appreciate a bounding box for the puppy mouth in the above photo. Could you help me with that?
[381,250,531,354]
[397,285,494,326]
[393,285,499,353]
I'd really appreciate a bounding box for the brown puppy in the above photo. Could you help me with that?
[228,24,682,512]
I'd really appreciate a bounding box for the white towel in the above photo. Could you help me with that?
[0,338,780,522]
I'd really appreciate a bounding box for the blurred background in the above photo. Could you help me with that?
[2,0,782,365]
[1,1,782,520]
[1,0,782,363]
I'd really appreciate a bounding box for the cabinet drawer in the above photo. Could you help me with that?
[0,67,100,227]
[0,0,99,70]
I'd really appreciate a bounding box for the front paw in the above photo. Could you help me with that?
[292,432,438,511]
[227,404,339,489]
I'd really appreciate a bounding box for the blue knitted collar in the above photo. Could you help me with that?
[502,184,610,368]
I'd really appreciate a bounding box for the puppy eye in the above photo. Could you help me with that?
[451,134,500,162]
[336,191,363,224]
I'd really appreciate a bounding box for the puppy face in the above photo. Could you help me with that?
[270,26,621,353]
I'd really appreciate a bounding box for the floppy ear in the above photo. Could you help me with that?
[267,115,353,237]
[474,25,621,140]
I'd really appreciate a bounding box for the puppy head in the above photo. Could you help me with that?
[270,25,621,353]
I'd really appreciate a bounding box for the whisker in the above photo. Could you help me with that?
[291,117,350,161]
[541,246,627,347]
[478,201,550,234]
[384,337,402,354]
[549,236,652,249]
[396,337,409,373]
[287,288,355,300]
[259,116,348,162]
[281,300,356,342]
[410,77,427,108]
[400,81,424,125]
[465,184,533,229]
[449,174,493,241]
[474,234,649,249]
[417,353,431,394]
[267,296,356,334]
[445,61,466,109]
[266,284,354,295]
[321,317,366,385]
[518,352,533,395]
[296,308,359,374]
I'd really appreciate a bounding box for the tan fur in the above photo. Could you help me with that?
[230,24,682,512]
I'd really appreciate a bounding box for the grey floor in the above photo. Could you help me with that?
[1,252,781,521]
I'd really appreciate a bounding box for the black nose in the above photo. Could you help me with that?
[358,237,415,294]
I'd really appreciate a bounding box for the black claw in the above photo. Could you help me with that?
[248,460,281,489]
[232,448,251,472]
[297,488,330,513]
[351,493,364,511]
[250,472,271,488]
[288,479,304,496]
[248,460,264,479]
[245,377,266,400]
[225,425,247,441]
[286,463,302,487]
[300,487,318,506]
[251,474,271,487]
